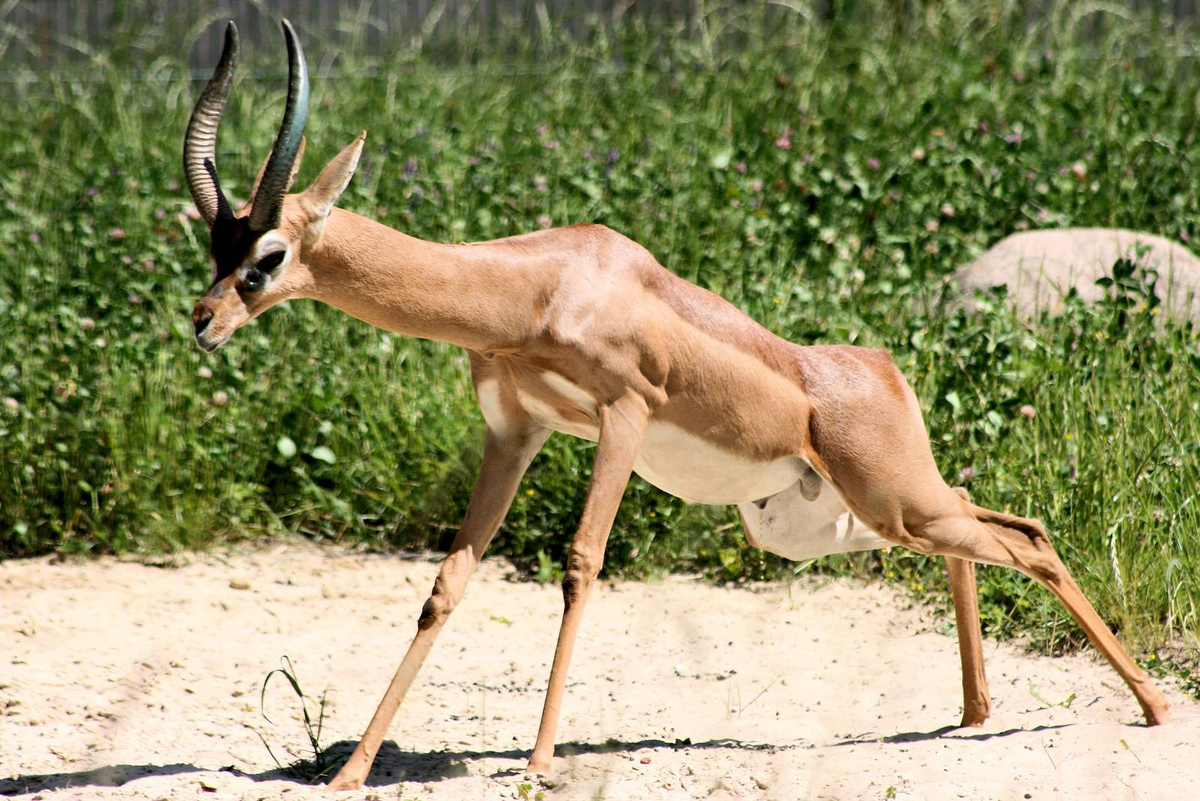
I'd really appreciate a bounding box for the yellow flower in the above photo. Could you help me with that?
[526,488,535,496]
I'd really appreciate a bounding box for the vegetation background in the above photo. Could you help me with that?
[1,0,1197,680]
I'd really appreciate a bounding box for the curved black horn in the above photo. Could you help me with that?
[183,21,239,227]
[247,19,309,232]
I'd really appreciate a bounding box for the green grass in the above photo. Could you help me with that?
[1,2,1199,660]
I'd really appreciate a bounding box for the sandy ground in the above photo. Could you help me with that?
[1,544,1196,801]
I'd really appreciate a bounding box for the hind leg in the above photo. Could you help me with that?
[946,488,991,727]
[946,556,991,726]
[901,502,1169,726]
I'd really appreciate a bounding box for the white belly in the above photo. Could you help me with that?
[507,374,802,504]
[482,371,890,559]
[632,421,804,504]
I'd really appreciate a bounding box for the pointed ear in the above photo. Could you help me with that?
[304,132,365,220]
[242,137,306,214]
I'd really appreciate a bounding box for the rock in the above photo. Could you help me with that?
[948,229,1200,320]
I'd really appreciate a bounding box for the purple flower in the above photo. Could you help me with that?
[604,148,619,188]
[959,466,975,480]
[544,140,560,150]
[29,232,40,244]
[110,228,125,241]
[467,155,481,166]
[1003,131,1022,144]
[86,187,99,198]
[977,121,989,133]
[867,157,881,170]
[402,159,418,181]
[735,161,747,174]
[582,149,593,160]
[774,136,791,150]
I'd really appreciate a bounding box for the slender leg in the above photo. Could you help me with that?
[327,423,549,791]
[526,395,649,774]
[945,556,991,726]
[910,505,1169,726]
[1038,563,1169,724]
[944,486,990,727]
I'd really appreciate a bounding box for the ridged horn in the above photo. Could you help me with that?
[183,21,239,228]
[247,19,309,233]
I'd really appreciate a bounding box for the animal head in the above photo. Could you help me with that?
[184,20,364,352]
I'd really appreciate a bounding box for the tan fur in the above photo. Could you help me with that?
[190,137,1170,790]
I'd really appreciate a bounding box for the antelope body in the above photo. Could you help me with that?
[181,21,1170,790]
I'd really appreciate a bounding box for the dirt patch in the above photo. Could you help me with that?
[2,544,1196,800]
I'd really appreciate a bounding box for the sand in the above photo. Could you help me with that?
[2,543,1196,800]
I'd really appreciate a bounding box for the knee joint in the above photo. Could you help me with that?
[417,581,457,631]
[561,553,599,607]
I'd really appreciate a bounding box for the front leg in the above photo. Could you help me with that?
[527,394,649,773]
[328,419,549,791]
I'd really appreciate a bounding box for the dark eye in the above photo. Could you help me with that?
[257,251,286,273]
[242,269,266,292]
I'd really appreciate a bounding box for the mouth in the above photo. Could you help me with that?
[195,334,228,353]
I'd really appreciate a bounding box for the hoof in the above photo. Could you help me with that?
[525,757,552,775]
[326,773,365,792]
[959,705,990,728]
[1145,706,1171,726]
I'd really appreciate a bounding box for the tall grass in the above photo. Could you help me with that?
[1,2,1198,657]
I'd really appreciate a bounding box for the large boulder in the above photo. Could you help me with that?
[949,229,1200,320]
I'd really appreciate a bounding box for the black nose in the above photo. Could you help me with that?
[194,310,213,337]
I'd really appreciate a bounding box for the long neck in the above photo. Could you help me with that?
[302,207,539,352]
